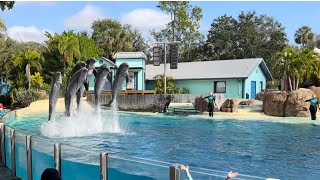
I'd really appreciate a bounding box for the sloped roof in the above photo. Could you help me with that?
[114,52,147,59]
[146,58,273,81]
[94,57,115,68]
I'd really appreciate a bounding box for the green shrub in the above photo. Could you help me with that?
[30,72,44,89]
[15,89,40,107]
[41,83,51,94]
[178,87,190,94]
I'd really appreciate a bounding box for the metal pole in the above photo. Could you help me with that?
[100,152,108,180]
[26,135,32,180]
[0,124,5,166]
[164,43,167,95]
[54,143,61,177]
[169,165,180,180]
[10,129,16,177]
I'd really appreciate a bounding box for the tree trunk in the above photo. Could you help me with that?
[296,78,300,90]
[288,76,293,92]
[292,78,296,91]
[26,63,31,90]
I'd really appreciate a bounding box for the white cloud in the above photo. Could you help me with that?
[64,5,105,31]
[7,26,51,43]
[121,8,171,40]
[121,8,171,30]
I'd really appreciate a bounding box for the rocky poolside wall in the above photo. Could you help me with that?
[259,86,320,117]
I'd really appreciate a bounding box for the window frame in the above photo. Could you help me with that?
[214,81,226,93]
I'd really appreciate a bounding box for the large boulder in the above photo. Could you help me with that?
[309,86,320,98]
[285,88,314,117]
[255,92,264,101]
[193,96,208,112]
[220,99,238,112]
[263,91,288,117]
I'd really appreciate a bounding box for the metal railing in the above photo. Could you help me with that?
[0,113,277,180]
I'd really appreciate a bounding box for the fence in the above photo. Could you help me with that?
[0,112,273,180]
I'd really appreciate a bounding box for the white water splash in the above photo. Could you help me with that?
[41,99,123,138]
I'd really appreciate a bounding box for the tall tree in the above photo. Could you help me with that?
[0,1,14,11]
[77,32,103,62]
[152,1,203,62]
[206,11,288,69]
[13,49,42,90]
[294,26,314,48]
[206,14,237,60]
[45,31,80,76]
[91,19,146,60]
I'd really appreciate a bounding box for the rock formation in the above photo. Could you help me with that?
[262,91,288,117]
[262,88,317,117]
[220,99,238,112]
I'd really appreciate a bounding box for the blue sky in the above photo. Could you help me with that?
[1,1,320,45]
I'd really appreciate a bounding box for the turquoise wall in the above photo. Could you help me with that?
[146,79,242,98]
[244,65,267,98]
[116,58,145,90]
[88,57,146,91]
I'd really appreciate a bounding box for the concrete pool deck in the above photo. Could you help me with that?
[7,98,320,124]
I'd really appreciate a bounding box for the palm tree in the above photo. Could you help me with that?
[274,47,320,91]
[46,31,80,76]
[294,26,314,48]
[13,49,42,90]
[106,28,133,56]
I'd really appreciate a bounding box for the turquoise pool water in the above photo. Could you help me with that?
[4,111,320,180]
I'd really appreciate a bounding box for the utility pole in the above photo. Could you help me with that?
[151,41,180,95]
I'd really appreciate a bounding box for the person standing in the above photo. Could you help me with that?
[204,92,217,117]
[305,95,320,120]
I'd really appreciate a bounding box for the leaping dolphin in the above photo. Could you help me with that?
[94,64,112,108]
[76,58,97,109]
[111,62,129,104]
[65,67,88,117]
[48,72,62,121]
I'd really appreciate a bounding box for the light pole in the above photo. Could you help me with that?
[151,41,180,95]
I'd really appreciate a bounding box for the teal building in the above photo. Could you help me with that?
[145,58,273,99]
[88,52,147,91]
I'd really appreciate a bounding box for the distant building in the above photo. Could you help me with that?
[88,52,146,91]
[145,58,273,99]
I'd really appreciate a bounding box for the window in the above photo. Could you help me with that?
[214,81,226,93]
[260,81,263,91]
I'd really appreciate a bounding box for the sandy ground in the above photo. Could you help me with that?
[15,98,94,117]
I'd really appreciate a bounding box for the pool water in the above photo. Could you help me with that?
[5,111,320,180]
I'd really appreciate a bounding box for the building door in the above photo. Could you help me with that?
[251,81,256,99]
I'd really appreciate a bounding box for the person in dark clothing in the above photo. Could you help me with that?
[204,92,217,117]
[41,168,61,180]
[305,95,320,120]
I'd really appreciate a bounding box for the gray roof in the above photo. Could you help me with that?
[114,52,147,59]
[146,58,273,81]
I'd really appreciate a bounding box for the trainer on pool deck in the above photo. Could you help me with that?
[304,94,320,120]
[179,164,239,180]
[204,92,217,117]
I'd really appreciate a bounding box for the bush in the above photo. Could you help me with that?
[176,87,190,94]
[41,83,51,94]
[30,72,44,89]
[15,89,40,107]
